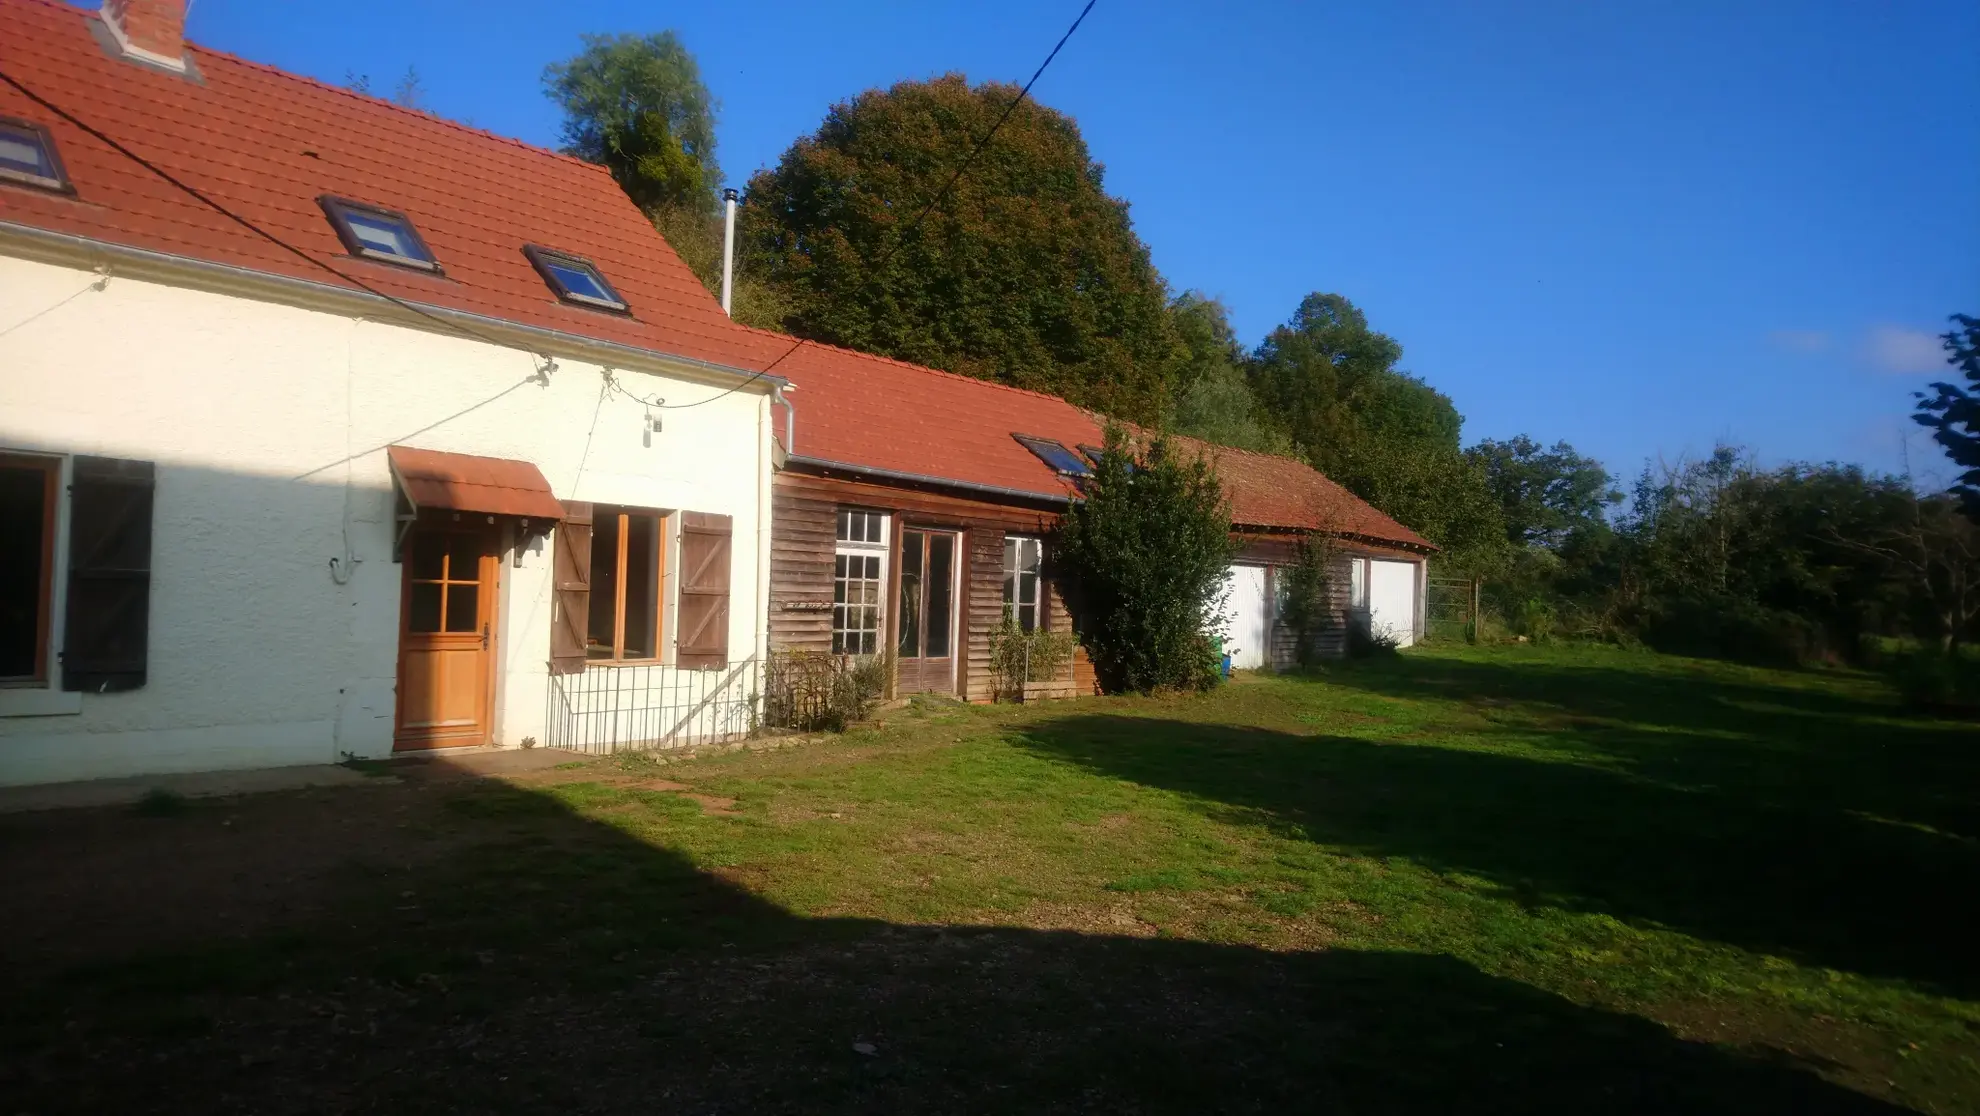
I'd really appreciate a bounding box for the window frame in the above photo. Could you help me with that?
[1013,434,1093,478]
[523,245,630,313]
[1003,534,1044,634]
[0,454,60,688]
[318,195,441,272]
[585,505,672,664]
[0,117,72,195]
[833,508,890,657]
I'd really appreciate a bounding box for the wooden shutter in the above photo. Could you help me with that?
[62,456,154,692]
[549,501,592,675]
[677,511,732,670]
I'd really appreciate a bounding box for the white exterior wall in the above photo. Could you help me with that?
[0,256,772,786]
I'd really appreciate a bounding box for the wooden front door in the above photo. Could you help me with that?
[396,527,500,750]
[896,528,960,693]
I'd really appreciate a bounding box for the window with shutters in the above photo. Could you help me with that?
[1002,535,1043,634]
[833,509,889,656]
[585,504,669,662]
[0,455,59,686]
[62,457,154,692]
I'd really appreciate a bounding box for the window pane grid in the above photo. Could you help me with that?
[832,550,883,655]
[1003,536,1042,633]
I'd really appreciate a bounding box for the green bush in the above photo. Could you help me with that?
[1054,428,1236,693]
[765,650,891,732]
[1878,646,1980,715]
[987,609,1078,701]
[1276,535,1337,666]
[1630,594,1824,667]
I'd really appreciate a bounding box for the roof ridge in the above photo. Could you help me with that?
[175,37,611,178]
[735,325,1105,413]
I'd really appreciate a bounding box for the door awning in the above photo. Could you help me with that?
[386,445,566,522]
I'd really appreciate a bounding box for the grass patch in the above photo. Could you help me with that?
[4,644,1976,1113]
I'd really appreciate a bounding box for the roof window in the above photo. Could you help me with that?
[524,246,628,312]
[319,197,438,270]
[1014,435,1093,478]
[0,118,70,193]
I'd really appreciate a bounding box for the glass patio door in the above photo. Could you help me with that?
[896,528,958,693]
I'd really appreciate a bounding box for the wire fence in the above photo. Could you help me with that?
[1425,577,1481,643]
[544,657,762,755]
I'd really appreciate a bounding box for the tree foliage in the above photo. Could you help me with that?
[740,75,1182,424]
[1054,428,1235,693]
[1247,292,1505,571]
[1169,293,1290,454]
[1912,313,1980,517]
[1467,435,1621,549]
[544,32,721,214]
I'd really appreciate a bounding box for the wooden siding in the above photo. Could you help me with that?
[1235,532,1424,667]
[770,471,1427,690]
[770,470,1079,702]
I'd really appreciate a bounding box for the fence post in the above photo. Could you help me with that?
[1470,578,1482,643]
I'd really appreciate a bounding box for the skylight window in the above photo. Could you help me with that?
[1014,434,1093,478]
[318,196,438,270]
[0,118,69,193]
[524,246,628,312]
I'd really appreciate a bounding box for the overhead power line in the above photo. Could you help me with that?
[657,0,1100,410]
[0,0,1098,412]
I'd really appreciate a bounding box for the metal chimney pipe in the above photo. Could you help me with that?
[720,187,739,317]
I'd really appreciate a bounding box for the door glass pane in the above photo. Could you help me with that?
[587,512,621,656]
[926,534,953,657]
[409,534,445,580]
[444,583,479,633]
[622,514,658,658]
[408,582,442,633]
[447,534,483,582]
[898,531,923,658]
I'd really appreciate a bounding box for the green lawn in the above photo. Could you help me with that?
[4,644,1978,1113]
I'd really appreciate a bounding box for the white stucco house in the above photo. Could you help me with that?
[0,0,798,785]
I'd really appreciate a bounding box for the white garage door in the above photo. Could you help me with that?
[1219,565,1270,669]
[1368,560,1418,648]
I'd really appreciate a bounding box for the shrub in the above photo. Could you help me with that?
[987,608,1079,701]
[1053,428,1237,694]
[1277,534,1339,666]
[1878,645,1980,715]
[765,650,891,732]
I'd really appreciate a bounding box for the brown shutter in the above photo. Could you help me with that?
[549,500,592,675]
[677,511,732,670]
[62,456,154,692]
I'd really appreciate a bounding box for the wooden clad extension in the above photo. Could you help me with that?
[770,470,1090,702]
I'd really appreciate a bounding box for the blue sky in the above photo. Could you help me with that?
[175,0,1979,483]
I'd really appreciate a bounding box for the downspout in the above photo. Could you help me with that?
[720,188,739,317]
[771,382,795,459]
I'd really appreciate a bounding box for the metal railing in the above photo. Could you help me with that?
[545,657,763,755]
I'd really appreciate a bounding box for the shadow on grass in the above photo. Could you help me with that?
[1317,652,1980,842]
[0,773,1908,1115]
[1014,704,1980,1004]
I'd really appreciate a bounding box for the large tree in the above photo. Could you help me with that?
[543,32,721,214]
[739,75,1183,424]
[1248,292,1505,570]
[1912,313,1980,518]
[1168,292,1289,453]
[1467,435,1620,549]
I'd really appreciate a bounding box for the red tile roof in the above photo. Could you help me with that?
[0,0,770,373]
[0,0,1429,552]
[763,328,1434,551]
